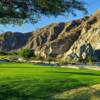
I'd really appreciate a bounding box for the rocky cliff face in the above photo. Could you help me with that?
[0,10,100,61]
[63,10,100,61]
[25,21,82,58]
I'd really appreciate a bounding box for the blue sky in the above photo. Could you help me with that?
[0,0,100,33]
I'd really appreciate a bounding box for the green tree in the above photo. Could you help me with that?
[19,49,35,58]
[0,50,7,55]
[0,0,87,25]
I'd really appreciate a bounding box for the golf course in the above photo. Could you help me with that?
[0,63,100,100]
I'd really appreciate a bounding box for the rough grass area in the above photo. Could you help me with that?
[0,63,100,100]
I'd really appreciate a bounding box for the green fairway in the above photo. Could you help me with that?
[0,63,100,100]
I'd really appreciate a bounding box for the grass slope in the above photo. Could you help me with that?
[0,63,100,100]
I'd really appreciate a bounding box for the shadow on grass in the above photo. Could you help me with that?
[48,71,100,76]
[0,84,50,100]
[2,84,98,100]
[0,78,88,100]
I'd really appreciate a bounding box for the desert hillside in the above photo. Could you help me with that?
[0,10,100,61]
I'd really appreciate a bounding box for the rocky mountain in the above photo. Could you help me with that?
[0,10,100,61]
[0,32,32,51]
[63,10,100,61]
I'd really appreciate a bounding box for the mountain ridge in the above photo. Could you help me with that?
[0,10,100,61]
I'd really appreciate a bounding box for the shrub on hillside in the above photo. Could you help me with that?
[0,50,7,55]
[19,49,35,58]
[79,55,94,64]
[85,56,94,64]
